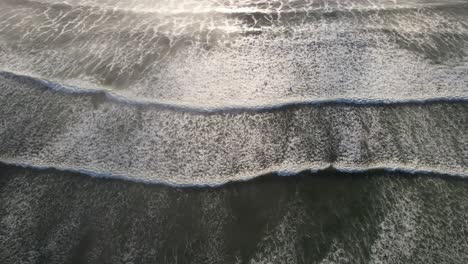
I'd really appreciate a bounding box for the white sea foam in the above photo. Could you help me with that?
[1,74,466,186]
[2,71,468,113]
[1,0,467,109]
[0,159,466,187]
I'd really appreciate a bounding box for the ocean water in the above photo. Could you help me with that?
[0,0,467,263]
[1,165,468,263]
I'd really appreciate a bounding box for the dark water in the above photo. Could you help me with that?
[1,164,468,263]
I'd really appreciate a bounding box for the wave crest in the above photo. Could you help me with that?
[1,73,467,186]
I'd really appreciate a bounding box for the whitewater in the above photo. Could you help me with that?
[0,0,467,186]
[2,1,468,264]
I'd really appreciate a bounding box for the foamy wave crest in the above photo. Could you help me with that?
[1,73,466,186]
[0,159,466,187]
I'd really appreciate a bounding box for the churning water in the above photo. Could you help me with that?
[0,0,467,263]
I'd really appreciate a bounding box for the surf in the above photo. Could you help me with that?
[1,72,467,186]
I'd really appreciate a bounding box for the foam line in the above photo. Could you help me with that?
[0,159,466,187]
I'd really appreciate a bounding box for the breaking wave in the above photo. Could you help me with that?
[1,72,467,186]
[0,159,466,187]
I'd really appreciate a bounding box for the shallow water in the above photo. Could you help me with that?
[1,0,467,109]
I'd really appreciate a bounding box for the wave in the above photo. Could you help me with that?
[1,72,466,186]
[0,159,466,187]
[2,71,468,113]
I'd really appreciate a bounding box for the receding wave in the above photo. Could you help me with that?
[1,0,467,106]
[1,73,466,186]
